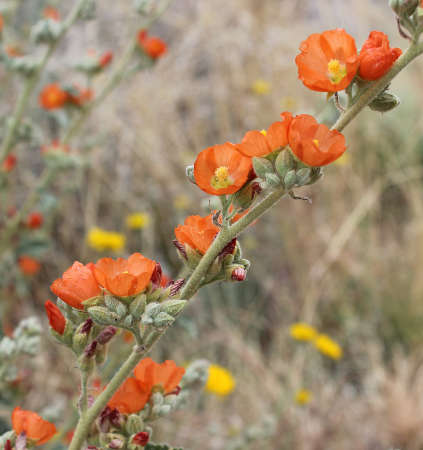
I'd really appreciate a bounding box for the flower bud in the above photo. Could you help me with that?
[88,306,120,325]
[283,170,297,190]
[97,326,117,345]
[160,300,187,317]
[105,296,127,319]
[296,167,311,186]
[72,319,93,353]
[230,267,247,281]
[369,91,401,112]
[129,294,147,319]
[265,172,282,187]
[252,157,273,179]
[275,149,295,180]
[185,165,196,184]
[390,0,419,16]
[233,181,262,210]
[169,278,185,297]
[132,432,149,447]
[153,312,175,328]
[172,239,187,260]
[31,19,62,44]
[134,0,155,14]
[125,415,144,435]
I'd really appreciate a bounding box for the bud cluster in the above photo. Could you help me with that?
[389,0,423,38]
[31,18,62,44]
[252,148,322,193]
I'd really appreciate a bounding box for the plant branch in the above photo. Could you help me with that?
[0,0,90,164]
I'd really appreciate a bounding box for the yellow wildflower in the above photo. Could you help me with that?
[290,322,317,342]
[334,152,350,166]
[87,227,125,252]
[251,79,271,95]
[205,364,235,396]
[173,194,191,210]
[125,212,151,230]
[314,334,343,360]
[295,389,312,405]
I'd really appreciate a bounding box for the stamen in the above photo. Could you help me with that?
[327,59,347,84]
[260,129,267,136]
[211,166,233,190]
[312,139,319,147]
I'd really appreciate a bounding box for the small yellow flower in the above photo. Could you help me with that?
[314,334,343,360]
[251,79,271,95]
[173,194,191,211]
[125,212,151,230]
[87,227,126,252]
[295,389,312,405]
[205,364,236,396]
[290,322,317,342]
[334,152,350,166]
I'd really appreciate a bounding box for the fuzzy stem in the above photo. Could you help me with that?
[78,371,89,416]
[0,0,90,165]
[332,40,423,133]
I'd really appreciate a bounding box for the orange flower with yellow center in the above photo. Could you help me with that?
[39,84,68,110]
[236,112,293,157]
[295,29,359,92]
[288,114,346,166]
[194,143,252,195]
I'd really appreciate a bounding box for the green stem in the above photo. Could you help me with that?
[0,0,90,164]
[0,168,56,254]
[332,40,423,132]
[78,371,89,416]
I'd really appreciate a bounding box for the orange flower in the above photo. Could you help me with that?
[194,143,252,195]
[26,212,43,229]
[288,114,346,167]
[67,85,93,106]
[359,31,402,81]
[18,256,41,276]
[0,15,3,33]
[236,112,293,157]
[134,357,185,395]
[295,29,359,92]
[2,154,17,172]
[99,51,113,68]
[174,214,219,255]
[44,300,66,335]
[94,253,156,297]
[12,407,57,446]
[50,261,101,310]
[43,6,60,21]
[137,30,167,59]
[5,46,23,57]
[39,84,68,110]
[108,377,150,414]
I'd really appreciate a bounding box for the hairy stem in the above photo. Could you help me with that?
[0,0,90,164]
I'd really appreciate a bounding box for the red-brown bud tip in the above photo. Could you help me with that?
[80,318,94,335]
[84,341,98,358]
[132,432,149,446]
[97,326,117,345]
[2,154,17,172]
[5,440,12,450]
[231,267,246,281]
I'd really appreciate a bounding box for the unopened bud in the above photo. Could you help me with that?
[173,239,187,260]
[132,432,149,446]
[129,294,147,319]
[390,0,419,16]
[96,345,107,365]
[369,91,401,112]
[283,170,297,190]
[186,165,196,184]
[231,267,247,281]
[153,312,175,328]
[97,326,117,345]
[5,440,12,450]
[169,278,185,296]
[160,300,187,317]
[88,306,120,325]
[252,157,273,179]
[73,319,93,353]
[275,149,295,180]
[265,172,282,187]
[84,341,98,358]
[125,415,144,435]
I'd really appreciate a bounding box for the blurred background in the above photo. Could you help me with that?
[2,0,423,449]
